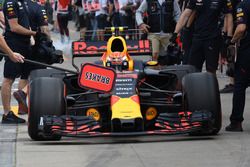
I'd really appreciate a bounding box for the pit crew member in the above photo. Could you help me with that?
[225,0,250,132]
[171,0,234,74]
[12,0,50,115]
[136,0,181,61]
[1,0,36,123]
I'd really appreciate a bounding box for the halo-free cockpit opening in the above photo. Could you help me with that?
[111,38,124,52]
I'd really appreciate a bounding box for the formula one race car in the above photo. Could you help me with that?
[27,27,221,141]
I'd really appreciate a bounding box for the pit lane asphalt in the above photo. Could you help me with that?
[1,28,250,167]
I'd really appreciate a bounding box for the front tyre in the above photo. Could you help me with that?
[28,77,66,141]
[182,72,221,135]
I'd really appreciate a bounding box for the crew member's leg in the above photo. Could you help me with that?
[204,37,221,74]
[1,51,26,123]
[1,78,14,113]
[57,13,65,43]
[188,38,204,71]
[181,27,193,64]
[160,34,171,53]
[226,49,250,131]
[79,14,87,40]
[62,14,70,42]
[230,66,248,123]
[148,33,160,61]
[12,41,31,115]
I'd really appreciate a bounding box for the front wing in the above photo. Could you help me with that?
[39,110,212,137]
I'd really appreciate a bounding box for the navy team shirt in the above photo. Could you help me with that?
[187,0,233,40]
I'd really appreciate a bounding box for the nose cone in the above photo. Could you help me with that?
[112,118,144,132]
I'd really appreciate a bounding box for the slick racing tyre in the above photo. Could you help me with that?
[182,72,221,135]
[29,69,66,82]
[28,77,66,141]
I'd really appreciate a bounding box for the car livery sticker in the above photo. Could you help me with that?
[72,40,150,56]
[78,63,116,93]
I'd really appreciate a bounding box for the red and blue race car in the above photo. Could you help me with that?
[27,27,221,141]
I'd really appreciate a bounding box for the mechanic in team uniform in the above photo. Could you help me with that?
[12,0,50,116]
[0,0,5,33]
[25,0,49,34]
[1,0,37,123]
[220,0,243,93]
[171,0,234,73]
[136,0,181,61]
[225,0,250,132]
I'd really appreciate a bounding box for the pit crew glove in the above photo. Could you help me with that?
[34,31,48,44]
[223,35,234,47]
[222,32,233,48]
[169,33,178,44]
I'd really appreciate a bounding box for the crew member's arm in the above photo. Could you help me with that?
[0,11,5,28]
[186,10,196,28]
[173,0,198,34]
[5,0,36,36]
[224,13,233,36]
[173,0,181,22]
[8,19,36,36]
[169,0,195,43]
[223,0,234,37]
[0,0,4,26]
[0,35,24,63]
[38,7,50,37]
[231,3,247,43]
[232,24,246,43]
[135,0,150,33]
[173,8,193,34]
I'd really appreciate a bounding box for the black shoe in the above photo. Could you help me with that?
[220,84,234,93]
[225,122,243,132]
[2,111,26,124]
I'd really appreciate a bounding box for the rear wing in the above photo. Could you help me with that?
[72,40,152,57]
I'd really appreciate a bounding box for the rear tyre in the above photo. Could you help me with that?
[28,77,66,141]
[182,72,221,135]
